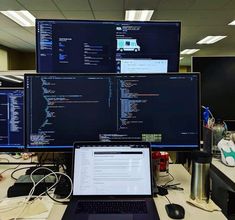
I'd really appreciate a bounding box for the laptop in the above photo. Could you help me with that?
[62,141,159,220]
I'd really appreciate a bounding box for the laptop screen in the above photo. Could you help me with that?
[73,143,151,196]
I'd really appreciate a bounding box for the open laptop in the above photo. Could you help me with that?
[62,141,159,220]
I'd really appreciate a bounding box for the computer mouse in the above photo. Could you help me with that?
[165,203,185,219]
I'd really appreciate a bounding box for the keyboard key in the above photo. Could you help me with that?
[75,200,147,214]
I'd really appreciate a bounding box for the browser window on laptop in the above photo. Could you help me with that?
[73,145,151,196]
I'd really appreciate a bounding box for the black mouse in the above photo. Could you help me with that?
[165,203,185,219]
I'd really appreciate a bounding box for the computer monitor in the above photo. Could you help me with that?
[36,19,181,73]
[192,56,235,120]
[0,88,24,151]
[24,73,200,151]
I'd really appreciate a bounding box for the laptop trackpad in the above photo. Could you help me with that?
[89,214,133,220]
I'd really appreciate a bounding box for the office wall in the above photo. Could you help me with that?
[8,50,35,70]
[179,65,191,72]
[0,49,8,71]
[0,44,35,70]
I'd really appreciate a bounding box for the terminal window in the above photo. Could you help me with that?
[0,89,24,149]
[25,74,199,150]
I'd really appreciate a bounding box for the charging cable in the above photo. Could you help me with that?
[13,166,73,220]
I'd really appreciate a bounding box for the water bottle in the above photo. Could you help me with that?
[190,151,212,202]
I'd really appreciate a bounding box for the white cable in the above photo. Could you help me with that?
[13,167,59,220]
[37,172,73,200]
[29,167,59,196]
[29,167,73,199]
[13,166,73,219]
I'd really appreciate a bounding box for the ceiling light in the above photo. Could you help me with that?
[228,20,235,25]
[13,75,24,80]
[197,36,227,44]
[180,57,184,60]
[0,10,35,27]
[180,49,200,55]
[125,10,154,21]
[0,76,22,83]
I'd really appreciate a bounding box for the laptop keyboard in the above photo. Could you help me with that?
[75,200,147,214]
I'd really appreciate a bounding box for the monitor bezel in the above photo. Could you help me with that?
[0,87,24,152]
[35,19,181,73]
[24,72,200,152]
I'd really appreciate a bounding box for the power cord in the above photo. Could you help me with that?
[13,166,73,220]
[29,167,72,200]
[162,172,174,187]
[10,166,35,180]
[0,165,20,176]
[45,173,72,204]
[160,172,184,191]
[164,195,171,204]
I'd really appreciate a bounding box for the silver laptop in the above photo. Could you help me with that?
[62,141,159,220]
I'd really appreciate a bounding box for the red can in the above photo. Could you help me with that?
[152,151,161,184]
[159,152,169,172]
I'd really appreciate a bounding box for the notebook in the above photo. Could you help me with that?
[62,141,159,220]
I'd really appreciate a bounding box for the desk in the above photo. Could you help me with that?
[211,158,235,219]
[154,164,225,220]
[211,158,235,189]
[0,163,226,220]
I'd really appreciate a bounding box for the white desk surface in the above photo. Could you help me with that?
[0,160,226,220]
[154,164,225,220]
[212,158,235,183]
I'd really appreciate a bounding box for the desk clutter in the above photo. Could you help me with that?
[218,137,235,167]
[202,107,235,167]
[0,161,227,220]
[0,196,53,220]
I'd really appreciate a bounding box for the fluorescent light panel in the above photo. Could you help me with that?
[13,75,24,80]
[0,10,35,27]
[228,20,235,25]
[180,57,184,60]
[0,76,22,83]
[197,36,227,44]
[125,10,154,21]
[180,49,200,55]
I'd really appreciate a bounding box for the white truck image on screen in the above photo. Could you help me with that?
[117,39,140,52]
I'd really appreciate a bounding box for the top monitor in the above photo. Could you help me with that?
[36,20,181,73]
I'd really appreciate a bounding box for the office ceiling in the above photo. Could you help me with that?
[0,0,235,66]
